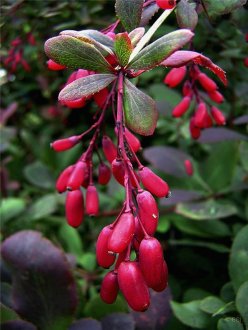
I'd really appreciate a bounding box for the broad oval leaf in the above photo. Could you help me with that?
[128,28,145,47]
[217,317,245,330]
[115,0,144,32]
[198,128,248,143]
[114,33,133,66]
[128,29,194,71]
[140,3,159,26]
[236,281,248,328]
[59,74,116,101]
[204,0,247,16]
[1,230,78,330]
[45,35,112,73]
[123,79,158,136]
[176,0,198,30]
[161,51,227,85]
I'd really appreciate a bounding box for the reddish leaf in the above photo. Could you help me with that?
[114,33,133,66]
[161,50,227,85]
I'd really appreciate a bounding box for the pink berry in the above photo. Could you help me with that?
[86,185,99,216]
[96,226,116,268]
[65,190,84,227]
[139,167,169,198]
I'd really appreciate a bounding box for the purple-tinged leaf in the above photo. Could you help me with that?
[114,33,133,66]
[128,28,145,47]
[175,199,238,220]
[176,0,198,30]
[161,50,227,85]
[130,288,172,330]
[198,128,248,144]
[69,318,102,330]
[59,74,116,102]
[0,102,18,125]
[123,79,158,136]
[128,30,194,71]
[45,35,112,73]
[140,3,160,26]
[115,0,143,32]
[1,320,37,330]
[101,313,135,330]
[161,189,203,206]
[233,115,248,125]
[143,146,191,178]
[1,230,78,330]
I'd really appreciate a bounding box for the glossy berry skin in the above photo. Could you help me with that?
[194,102,208,128]
[100,271,119,304]
[139,167,169,198]
[96,226,116,268]
[151,261,168,292]
[164,66,186,88]
[102,135,117,164]
[67,161,87,191]
[112,158,125,186]
[136,190,159,236]
[208,90,224,104]
[156,0,176,10]
[172,96,191,117]
[125,129,141,153]
[65,190,84,227]
[86,185,99,216]
[197,73,217,92]
[190,117,201,140]
[51,136,80,152]
[62,98,86,109]
[98,163,111,185]
[47,59,66,71]
[139,237,167,291]
[94,88,109,109]
[211,106,226,125]
[184,159,194,176]
[56,165,74,193]
[118,261,150,312]
[108,212,135,254]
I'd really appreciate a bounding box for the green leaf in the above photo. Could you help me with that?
[175,199,237,220]
[212,302,236,317]
[170,300,210,328]
[0,303,20,323]
[24,161,55,189]
[157,216,171,233]
[77,253,96,272]
[45,35,112,72]
[26,194,58,221]
[169,239,229,253]
[200,296,225,314]
[123,78,158,136]
[0,198,26,223]
[220,282,235,303]
[239,141,248,172]
[217,317,244,330]
[128,29,194,71]
[59,74,116,101]
[204,0,247,16]
[176,0,198,30]
[229,225,248,292]
[115,0,143,32]
[59,223,83,256]
[114,32,133,66]
[236,281,248,327]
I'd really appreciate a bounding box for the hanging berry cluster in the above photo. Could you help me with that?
[45,0,227,311]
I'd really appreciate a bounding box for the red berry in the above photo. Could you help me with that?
[67,161,87,191]
[96,226,116,268]
[197,73,217,92]
[164,66,187,88]
[62,98,86,109]
[244,58,248,67]
[189,117,201,140]
[172,96,191,118]
[118,261,150,312]
[136,190,159,236]
[182,81,193,97]
[211,106,226,125]
[151,261,168,292]
[156,0,176,10]
[139,237,168,291]
[194,102,208,128]
[94,88,109,109]
[56,165,74,193]
[125,128,141,153]
[108,212,135,254]
[102,135,117,164]
[100,271,119,304]
[112,158,125,186]
[98,163,112,185]
[184,159,193,176]
[75,69,89,79]
[47,59,66,71]
[86,185,99,216]
[51,135,80,152]
[208,90,224,104]
[139,167,169,198]
[65,190,84,227]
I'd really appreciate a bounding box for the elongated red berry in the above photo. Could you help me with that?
[136,190,159,235]
[47,59,66,71]
[98,163,112,185]
[67,161,87,191]
[96,226,116,268]
[75,69,89,79]
[125,129,141,153]
[156,0,176,10]
[211,106,226,125]
[194,102,208,128]
[189,117,201,139]
[197,73,217,92]
[65,190,84,227]
[172,96,191,118]
[152,261,168,292]
[139,167,169,198]
[184,159,193,176]
[56,165,74,193]
[112,158,125,186]
[208,90,224,103]
[86,185,99,216]
[182,81,192,97]
[94,88,109,109]
[62,98,86,109]
[118,261,150,311]
[51,135,80,152]
[139,237,167,291]
[108,212,135,253]
[102,135,117,163]
[100,271,119,304]
[164,66,186,88]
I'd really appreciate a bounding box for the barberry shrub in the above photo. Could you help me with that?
[1,0,248,329]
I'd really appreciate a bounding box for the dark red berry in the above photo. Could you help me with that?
[96,226,116,268]
[56,165,74,193]
[211,106,226,125]
[100,271,119,304]
[67,161,87,191]
[156,0,176,10]
[139,167,169,198]
[65,190,84,227]
[98,163,112,185]
[86,185,99,216]
[102,135,117,163]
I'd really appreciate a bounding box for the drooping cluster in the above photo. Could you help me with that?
[2,34,35,73]
[164,64,226,139]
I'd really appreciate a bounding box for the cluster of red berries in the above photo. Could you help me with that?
[2,33,35,73]
[164,65,226,139]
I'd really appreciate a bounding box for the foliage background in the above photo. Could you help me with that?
[1,1,248,329]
